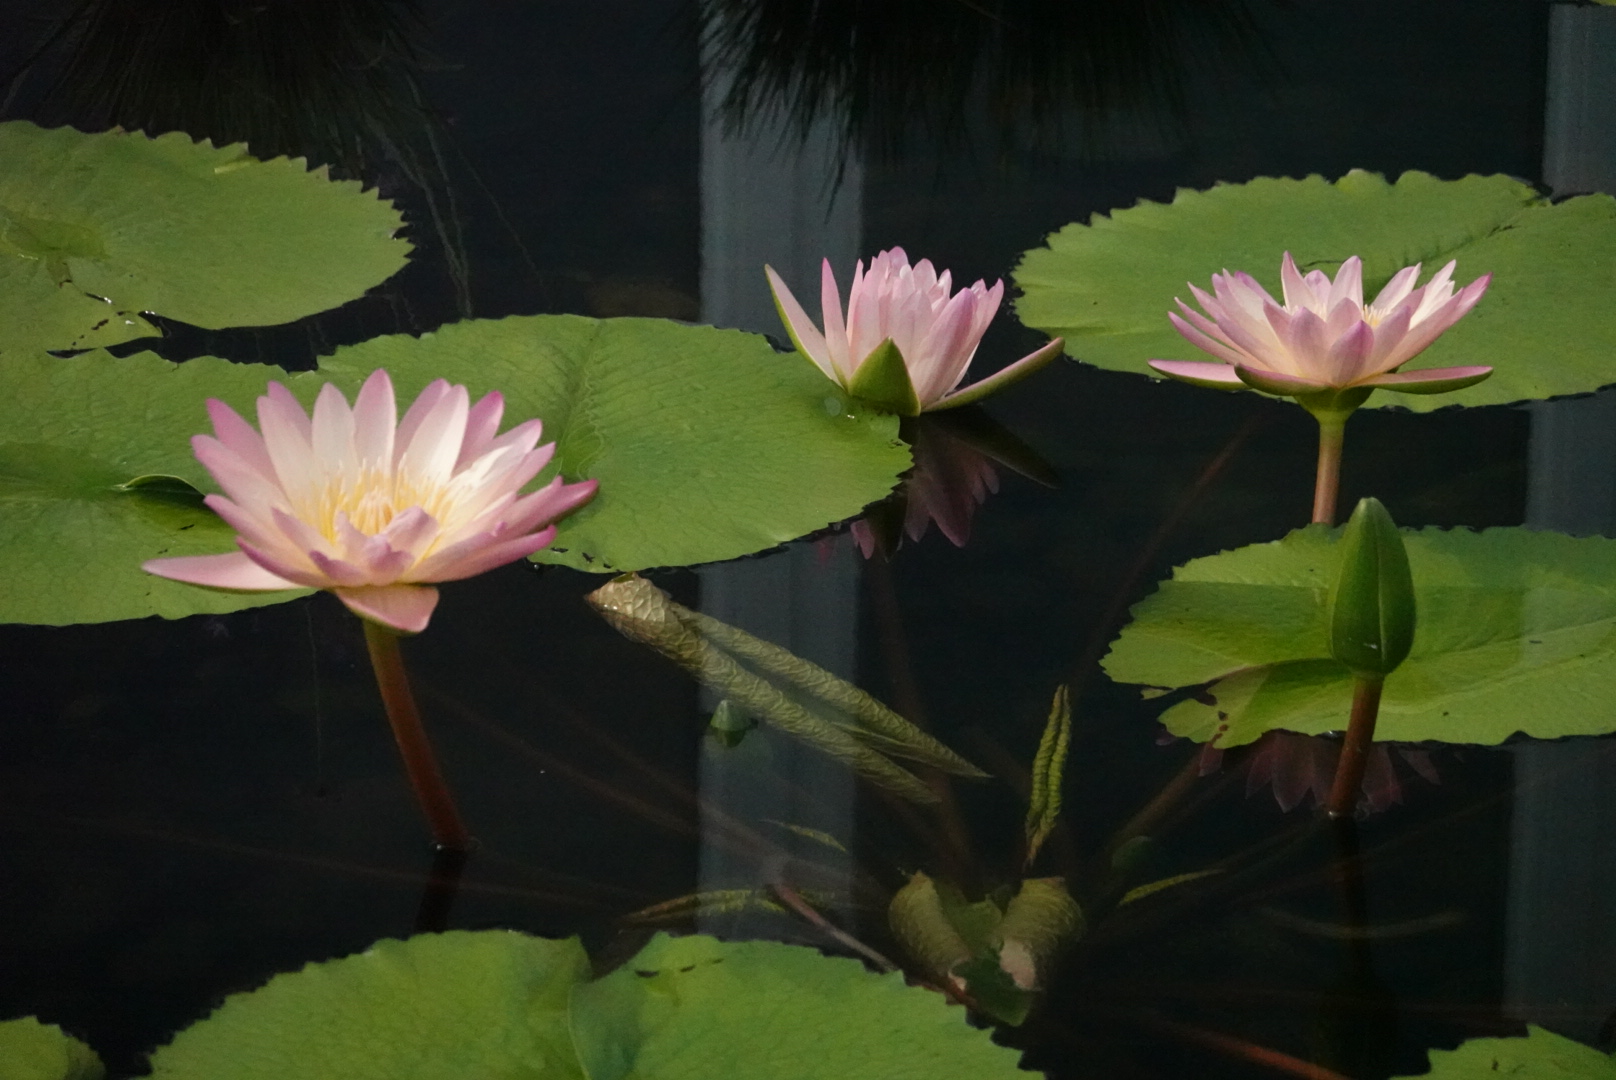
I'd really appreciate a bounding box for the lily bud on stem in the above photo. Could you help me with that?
[1324,498,1415,818]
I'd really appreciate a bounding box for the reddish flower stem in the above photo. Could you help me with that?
[362,620,472,851]
[1326,675,1383,819]
[1312,413,1347,525]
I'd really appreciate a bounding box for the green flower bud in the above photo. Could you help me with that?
[1327,497,1416,678]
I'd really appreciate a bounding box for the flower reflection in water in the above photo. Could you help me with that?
[1195,731,1440,816]
[850,409,1056,558]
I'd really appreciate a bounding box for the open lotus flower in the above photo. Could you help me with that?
[144,369,598,634]
[766,247,1064,415]
[1149,252,1491,404]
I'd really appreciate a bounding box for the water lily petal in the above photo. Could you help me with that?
[1324,320,1376,385]
[1360,365,1493,394]
[1369,263,1422,312]
[412,525,558,582]
[910,288,979,404]
[258,382,317,497]
[311,381,359,478]
[497,476,600,536]
[456,390,506,468]
[206,398,275,478]
[237,538,336,589]
[193,434,287,512]
[1325,256,1364,311]
[397,381,470,486]
[395,378,452,458]
[933,337,1065,410]
[1234,364,1331,396]
[309,548,374,587]
[142,551,301,591]
[334,584,440,634]
[1169,308,1253,368]
[1148,359,1250,389]
[766,264,835,382]
[351,369,397,468]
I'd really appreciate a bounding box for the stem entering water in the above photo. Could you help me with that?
[362,619,472,851]
[1326,675,1384,819]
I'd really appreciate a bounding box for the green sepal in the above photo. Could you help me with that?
[1327,497,1416,677]
[848,338,923,416]
[930,337,1065,411]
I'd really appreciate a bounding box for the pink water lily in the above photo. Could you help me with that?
[1149,252,1491,399]
[767,247,1062,415]
[144,369,597,634]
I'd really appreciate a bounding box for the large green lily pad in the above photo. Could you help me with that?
[0,350,309,626]
[1104,525,1616,746]
[1396,1026,1616,1080]
[0,121,409,355]
[0,315,905,625]
[316,314,909,574]
[0,1018,103,1080]
[146,931,1030,1079]
[147,931,590,1079]
[1014,170,1616,411]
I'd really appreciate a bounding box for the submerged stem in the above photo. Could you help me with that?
[362,620,472,851]
[1313,413,1347,525]
[1326,675,1384,819]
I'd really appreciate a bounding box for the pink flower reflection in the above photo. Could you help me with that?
[1194,731,1440,816]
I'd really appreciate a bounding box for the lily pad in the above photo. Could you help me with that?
[1014,170,1616,410]
[1103,525,1616,746]
[0,314,904,625]
[0,1018,104,1080]
[0,121,409,355]
[146,931,590,1079]
[572,933,1028,1078]
[316,315,909,574]
[0,350,309,626]
[145,931,1030,1079]
[1396,1026,1616,1080]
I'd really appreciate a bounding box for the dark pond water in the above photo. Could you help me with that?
[2,1,1610,1077]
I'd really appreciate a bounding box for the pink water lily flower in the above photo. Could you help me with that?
[1149,252,1492,399]
[144,369,597,634]
[766,247,1063,415]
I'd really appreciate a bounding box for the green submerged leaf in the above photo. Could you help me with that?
[1104,525,1616,746]
[0,121,409,355]
[570,933,1029,1079]
[319,315,909,574]
[144,931,1030,1079]
[0,1017,104,1080]
[1396,1026,1616,1080]
[1014,170,1616,410]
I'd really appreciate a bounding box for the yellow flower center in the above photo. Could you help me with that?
[302,464,459,542]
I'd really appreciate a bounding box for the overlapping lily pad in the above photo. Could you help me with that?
[1103,525,1616,746]
[145,930,1029,1079]
[0,1017,103,1080]
[0,350,309,626]
[316,315,909,574]
[0,121,409,355]
[1014,170,1616,410]
[1396,1026,1616,1080]
[0,316,906,625]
